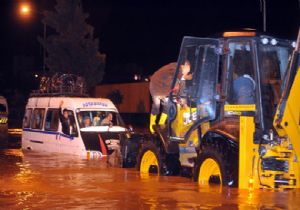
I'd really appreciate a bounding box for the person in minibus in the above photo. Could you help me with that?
[83,116,92,127]
[101,112,113,126]
[93,112,101,126]
[59,101,72,135]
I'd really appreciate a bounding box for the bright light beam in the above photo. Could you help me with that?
[19,3,31,17]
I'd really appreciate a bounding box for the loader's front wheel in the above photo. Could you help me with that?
[138,141,162,174]
[138,140,180,175]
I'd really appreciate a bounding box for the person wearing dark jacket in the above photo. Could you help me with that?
[59,101,72,135]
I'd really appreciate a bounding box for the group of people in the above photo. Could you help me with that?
[59,101,113,135]
[77,112,113,128]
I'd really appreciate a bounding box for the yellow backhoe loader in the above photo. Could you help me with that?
[138,28,300,189]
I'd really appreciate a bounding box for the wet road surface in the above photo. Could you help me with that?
[1,140,300,209]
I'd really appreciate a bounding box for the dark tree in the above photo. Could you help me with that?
[38,0,106,90]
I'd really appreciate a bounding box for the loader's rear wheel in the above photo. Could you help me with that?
[195,139,238,187]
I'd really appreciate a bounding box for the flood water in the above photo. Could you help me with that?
[1,138,300,209]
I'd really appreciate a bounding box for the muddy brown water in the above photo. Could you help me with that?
[1,140,300,209]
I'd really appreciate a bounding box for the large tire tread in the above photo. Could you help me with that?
[137,139,180,176]
[194,137,238,187]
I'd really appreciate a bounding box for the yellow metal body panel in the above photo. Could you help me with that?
[223,31,256,37]
[237,68,300,189]
[273,66,300,188]
[238,116,259,189]
[171,105,209,167]
[258,142,299,188]
[172,104,210,138]
[224,104,256,112]
[178,127,198,168]
[238,114,299,189]
[171,105,197,139]
[274,67,300,154]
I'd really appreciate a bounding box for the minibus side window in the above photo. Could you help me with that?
[23,108,32,128]
[45,109,59,131]
[59,109,78,137]
[31,108,45,130]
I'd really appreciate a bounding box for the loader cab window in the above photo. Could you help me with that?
[169,37,220,139]
[174,45,197,105]
[226,41,256,106]
[174,44,219,111]
[257,43,292,130]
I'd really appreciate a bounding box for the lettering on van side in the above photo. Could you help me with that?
[82,102,108,108]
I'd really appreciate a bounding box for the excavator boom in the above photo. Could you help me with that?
[274,28,300,152]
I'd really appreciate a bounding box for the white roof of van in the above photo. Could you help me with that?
[26,97,118,112]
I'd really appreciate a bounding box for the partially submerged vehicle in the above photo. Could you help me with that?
[0,96,8,143]
[22,74,139,166]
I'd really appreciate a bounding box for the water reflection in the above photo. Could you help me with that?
[1,146,300,209]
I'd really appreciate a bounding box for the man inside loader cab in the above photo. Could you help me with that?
[232,51,256,104]
[176,60,193,106]
[149,63,177,133]
[149,61,193,133]
[233,68,256,104]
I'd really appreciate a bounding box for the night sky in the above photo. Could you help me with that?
[0,0,299,85]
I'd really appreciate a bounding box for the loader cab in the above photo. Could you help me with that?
[168,32,294,142]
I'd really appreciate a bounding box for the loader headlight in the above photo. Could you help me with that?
[270,38,278,45]
[261,38,269,45]
[292,41,296,48]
